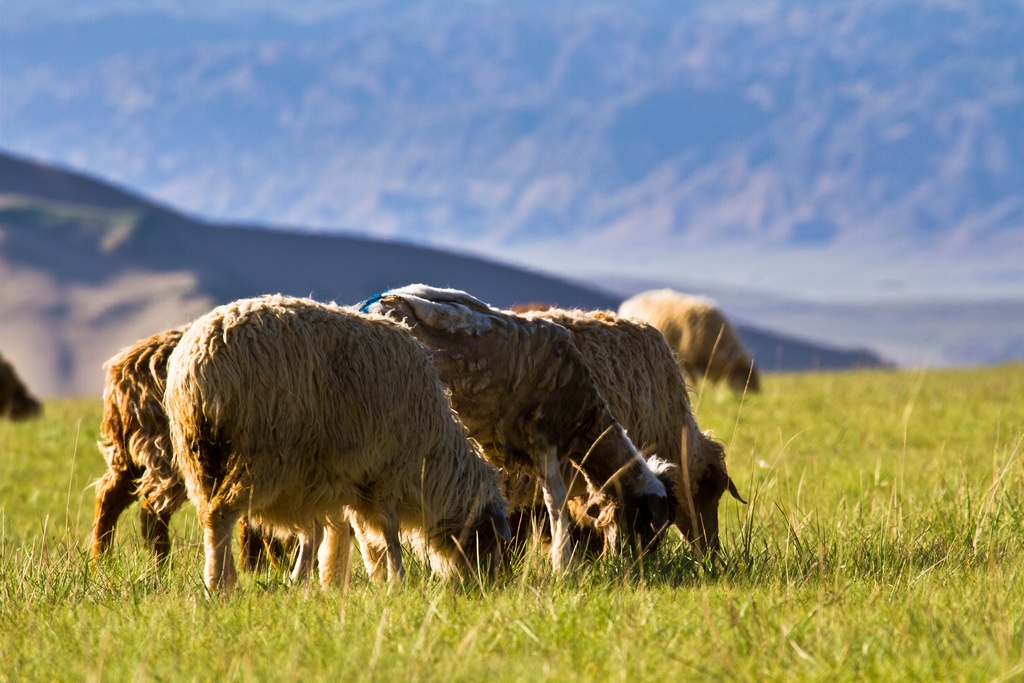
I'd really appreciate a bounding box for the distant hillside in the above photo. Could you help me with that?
[731,327,888,376]
[0,153,161,213]
[0,151,890,397]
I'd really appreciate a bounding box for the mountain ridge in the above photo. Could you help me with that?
[0,150,891,397]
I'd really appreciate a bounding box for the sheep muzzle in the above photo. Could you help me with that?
[484,501,512,544]
[646,492,673,534]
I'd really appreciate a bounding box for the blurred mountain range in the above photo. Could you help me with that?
[2,0,1022,301]
[0,151,892,397]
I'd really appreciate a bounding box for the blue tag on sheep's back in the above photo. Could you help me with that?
[356,291,386,313]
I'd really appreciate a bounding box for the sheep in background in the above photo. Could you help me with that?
[164,295,510,591]
[361,285,675,571]
[521,307,746,555]
[618,289,761,393]
[89,326,305,576]
[0,351,42,420]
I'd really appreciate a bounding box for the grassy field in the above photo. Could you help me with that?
[2,364,1023,681]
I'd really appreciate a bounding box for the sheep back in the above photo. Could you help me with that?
[618,288,760,392]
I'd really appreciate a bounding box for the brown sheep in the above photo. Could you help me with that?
[0,351,42,420]
[360,285,675,572]
[164,295,511,591]
[521,307,746,555]
[91,327,189,562]
[90,326,302,575]
[618,289,761,393]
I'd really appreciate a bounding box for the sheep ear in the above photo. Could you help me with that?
[485,503,512,543]
[727,477,747,504]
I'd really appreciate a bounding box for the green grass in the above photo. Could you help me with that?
[2,365,1024,681]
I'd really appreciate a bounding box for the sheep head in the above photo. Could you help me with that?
[691,431,746,554]
[0,356,42,420]
[581,453,676,557]
[4,388,42,420]
[439,500,512,580]
[727,359,761,393]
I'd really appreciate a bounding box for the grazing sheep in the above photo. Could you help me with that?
[0,351,42,420]
[618,289,761,393]
[360,285,674,571]
[521,307,746,555]
[164,295,511,591]
[91,327,189,563]
[90,326,306,577]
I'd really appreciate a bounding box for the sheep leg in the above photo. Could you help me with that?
[602,522,620,558]
[290,523,323,584]
[200,506,241,592]
[350,516,388,582]
[382,513,405,583]
[238,517,265,572]
[317,519,352,588]
[90,467,137,559]
[538,446,572,572]
[238,519,294,573]
[139,498,173,563]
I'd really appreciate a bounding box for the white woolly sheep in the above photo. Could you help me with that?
[360,285,675,572]
[521,307,746,555]
[0,351,41,420]
[618,289,761,393]
[90,326,304,575]
[164,294,511,591]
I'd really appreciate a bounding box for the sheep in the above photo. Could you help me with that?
[520,307,746,555]
[90,326,305,577]
[91,326,189,562]
[0,351,42,420]
[164,294,511,591]
[618,289,761,393]
[360,285,675,571]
